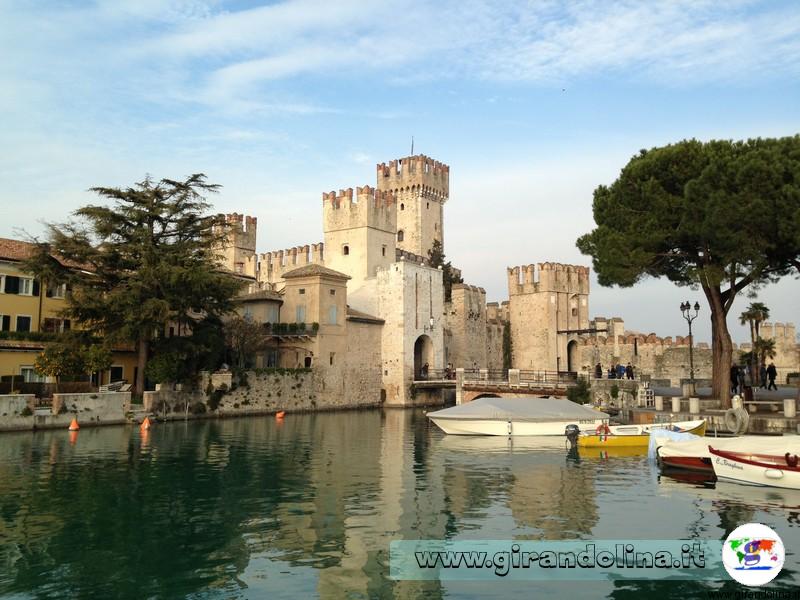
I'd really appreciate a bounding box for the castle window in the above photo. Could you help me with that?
[329,352,335,366]
[328,305,337,325]
[571,308,578,317]
[426,202,429,209]
[296,305,306,323]
[330,289,336,295]
[382,245,386,257]
[397,230,404,242]
[400,203,404,211]
[299,288,305,295]
[343,245,350,256]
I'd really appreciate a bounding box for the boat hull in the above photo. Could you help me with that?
[710,447,800,489]
[659,455,714,473]
[579,421,706,448]
[428,417,605,436]
[657,434,796,474]
[610,420,706,436]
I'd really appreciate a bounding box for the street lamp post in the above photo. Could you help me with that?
[680,301,701,395]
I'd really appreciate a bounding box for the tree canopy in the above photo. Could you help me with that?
[428,239,463,302]
[27,174,244,394]
[576,136,800,406]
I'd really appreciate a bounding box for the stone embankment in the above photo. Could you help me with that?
[0,392,130,432]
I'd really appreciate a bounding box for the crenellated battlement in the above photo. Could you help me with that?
[323,185,396,234]
[256,242,325,284]
[214,212,257,276]
[376,154,449,201]
[396,249,429,266]
[507,262,590,296]
[759,322,797,344]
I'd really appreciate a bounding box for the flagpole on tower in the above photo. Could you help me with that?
[411,136,414,156]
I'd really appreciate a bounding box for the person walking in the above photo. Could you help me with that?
[766,362,778,391]
[420,362,429,380]
[608,367,616,379]
[730,364,739,395]
[625,363,634,380]
[595,363,603,379]
[759,363,768,389]
[616,363,625,380]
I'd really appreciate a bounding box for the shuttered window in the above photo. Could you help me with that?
[4,276,19,294]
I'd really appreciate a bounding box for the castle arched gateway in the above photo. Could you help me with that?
[567,339,579,373]
[414,335,434,379]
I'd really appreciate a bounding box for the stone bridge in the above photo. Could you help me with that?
[455,369,575,404]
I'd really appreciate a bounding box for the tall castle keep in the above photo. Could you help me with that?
[377,155,449,258]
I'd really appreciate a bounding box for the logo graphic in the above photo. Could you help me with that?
[722,523,784,586]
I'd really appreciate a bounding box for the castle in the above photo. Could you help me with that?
[218,154,800,406]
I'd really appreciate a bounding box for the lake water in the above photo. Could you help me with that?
[1,409,798,599]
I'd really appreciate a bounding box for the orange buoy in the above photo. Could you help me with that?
[275,411,285,419]
[140,416,152,430]
[68,418,80,431]
[69,430,78,445]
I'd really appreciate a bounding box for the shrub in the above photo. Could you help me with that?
[207,389,224,411]
[190,402,207,415]
[566,378,591,405]
[20,406,33,417]
[311,322,319,333]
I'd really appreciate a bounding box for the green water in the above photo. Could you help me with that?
[1,410,798,599]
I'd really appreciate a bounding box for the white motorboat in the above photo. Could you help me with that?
[655,435,798,474]
[608,420,707,436]
[709,446,800,489]
[426,396,608,436]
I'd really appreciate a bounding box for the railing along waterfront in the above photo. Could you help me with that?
[518,370,578,384]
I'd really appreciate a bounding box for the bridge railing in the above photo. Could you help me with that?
[414,369,456,381]
[518,370,578,385]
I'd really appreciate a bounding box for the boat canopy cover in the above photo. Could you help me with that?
[655,435,799,461]
[427,397,607,422]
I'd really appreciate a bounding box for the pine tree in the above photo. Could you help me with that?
[577,136,800,408]
[427,239,462,302]
[26,174,243,395]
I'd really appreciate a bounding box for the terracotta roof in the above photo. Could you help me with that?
[346,306,384,324]
[0,238,39,262]
[282,264,351,280]
[236,289,283,303]
[0,237,87,270]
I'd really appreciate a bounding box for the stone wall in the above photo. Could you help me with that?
[0,392,130,432]
[486,321,505,371]
[146,368,383,419]
[741,322,799,382]
[445,284,488,369]
[344,321,384,406]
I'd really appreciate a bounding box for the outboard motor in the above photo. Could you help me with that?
[565,424,580,449]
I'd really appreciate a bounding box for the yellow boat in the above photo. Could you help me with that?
[578,445,649,458]
[577,420,707,449]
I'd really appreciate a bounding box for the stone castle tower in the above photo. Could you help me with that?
[322,186,396,311]
[376,155,449,258]
[507,263,590,372]
[216,213,257,277]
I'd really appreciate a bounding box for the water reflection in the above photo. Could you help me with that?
[0,413,799,598]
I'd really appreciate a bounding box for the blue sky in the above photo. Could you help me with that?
[2,0,799,342]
